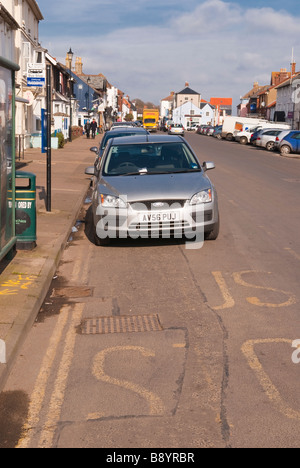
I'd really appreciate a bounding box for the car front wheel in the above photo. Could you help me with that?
[280,145,291,155]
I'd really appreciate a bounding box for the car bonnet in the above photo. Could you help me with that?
[98,172,212,202]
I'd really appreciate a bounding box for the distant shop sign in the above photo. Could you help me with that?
[27,63,45,87]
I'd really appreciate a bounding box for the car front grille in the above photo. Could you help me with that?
[129,200,186,210]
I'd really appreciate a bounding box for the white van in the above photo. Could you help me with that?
[221,116,266,141]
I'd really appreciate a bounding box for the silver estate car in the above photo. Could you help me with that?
[85,135,219,245]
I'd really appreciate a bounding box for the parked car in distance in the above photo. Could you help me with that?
[235,123,291,145]
[255,128,290,151]
[278,131,300,155]
[235,126,262,145]
[187,122,199,131]
[273,130,294,151]
[90,127,150,165]
[202,125,214,135]
[206,126,215,136]
[110,122,137,129]
[85,135,219,245]
[168,124,185,136]
[212,126,222,139]
[250,128,264,145]
[196,125,208,134]
[164,120,174,132]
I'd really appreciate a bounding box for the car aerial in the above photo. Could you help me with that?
[168,124,185,136]
[90,127,150,165]
[278,130,300,155]
[85,135,219,246]
[255,128,290,151]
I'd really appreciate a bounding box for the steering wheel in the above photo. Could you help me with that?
[118,162,137,168]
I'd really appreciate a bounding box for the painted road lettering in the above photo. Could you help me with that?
[211,270,296,310]
[92,346,165,416]
[292,339,300,364]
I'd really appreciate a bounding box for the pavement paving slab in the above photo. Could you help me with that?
[0,134,99,391]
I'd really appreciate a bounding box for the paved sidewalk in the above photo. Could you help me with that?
[0,134,99,391]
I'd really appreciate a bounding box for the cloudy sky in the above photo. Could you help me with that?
[37,0,300,110]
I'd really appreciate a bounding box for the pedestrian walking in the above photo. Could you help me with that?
[85,120,91,139]
[91,119,97,139]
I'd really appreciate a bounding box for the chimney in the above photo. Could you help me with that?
[253,82,259,89]
[291,62,296,76]
[75,57,83,75]
[185,82,189,88]
[65,53,72,70]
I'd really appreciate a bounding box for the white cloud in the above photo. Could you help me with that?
[39,0,300,108]
[172,0,243,35]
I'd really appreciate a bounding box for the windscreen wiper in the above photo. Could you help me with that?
[121,170,174,176]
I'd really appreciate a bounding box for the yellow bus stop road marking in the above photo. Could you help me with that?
[242,338,300,421]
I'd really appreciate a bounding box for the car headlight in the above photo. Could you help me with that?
[99,194,127,208]
[190,189,212,205]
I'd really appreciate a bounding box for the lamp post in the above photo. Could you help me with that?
[87,76,91,118]
[67,47,73,142]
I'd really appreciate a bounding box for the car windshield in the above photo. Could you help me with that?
[103,142,201,176]
[101,131,146,150]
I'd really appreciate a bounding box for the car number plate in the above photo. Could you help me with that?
[139,211,181,223]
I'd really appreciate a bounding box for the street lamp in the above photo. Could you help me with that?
[67,47,73,142]
[87,76,91,117]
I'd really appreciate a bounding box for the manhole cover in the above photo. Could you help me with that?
[52,286,93,298]
[78,314,163,335]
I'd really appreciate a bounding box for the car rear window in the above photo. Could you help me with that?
[101,131,146,149]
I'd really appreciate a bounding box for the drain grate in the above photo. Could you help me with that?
[79,314,163,335]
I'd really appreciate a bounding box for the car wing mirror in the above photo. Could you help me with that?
[85,166,96,176]
[202,161,215,171]
[90,147,99,154]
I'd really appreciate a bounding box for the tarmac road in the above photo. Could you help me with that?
[0,132,300,448]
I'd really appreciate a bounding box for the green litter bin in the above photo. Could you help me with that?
[15,171,37,250]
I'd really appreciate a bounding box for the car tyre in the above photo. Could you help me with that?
[266,141,275,151]
[280,145,291,155]
[93,224,110,246]
[204,213,220,241]
[240,136,247,145]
